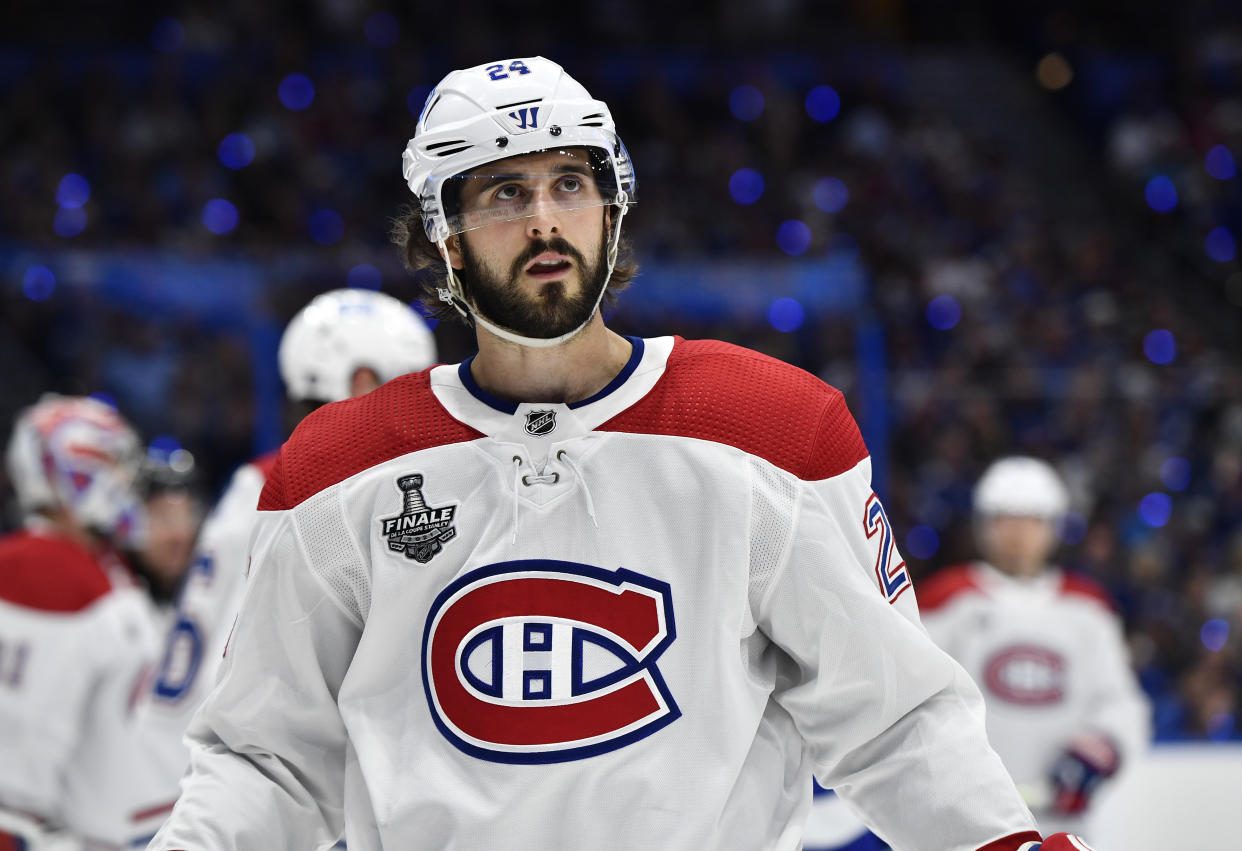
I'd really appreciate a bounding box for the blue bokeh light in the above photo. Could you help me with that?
[768,297,805,333]
[1205,227,1236,262]
[728,168,765,205]
[279,73,316,111]
[1201,619,1230,653]
[906,525,940,559]
[364,12,400,47]
[88,392,119,409]
[1058,511,1088,545]
[151,18,185,53]
[729,85,765,122]
[348,263,382,290]
[805,85,841,123]
[813,177,849,213]
[1160,457,1191,491]
[1144,175,1178,213]
[1206,145,1236,180]
[1138,492,1172,528]
[56,174,90,209]
[54,207,86,238]
[1143,329,1176,364]
[309,209,345,245]
[149,434,183,456]
[22,266,55,301]
[926,295,961,330]
[776,220,812,256]
[201,199,239,235]
[218,133,256,169]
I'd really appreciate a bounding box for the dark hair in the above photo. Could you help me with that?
[390,203,638,324]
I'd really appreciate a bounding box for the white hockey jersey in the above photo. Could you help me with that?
[126,452,279,843]
[151,337,1041,851]
[0,526,160,847]
[918,561,1151,834]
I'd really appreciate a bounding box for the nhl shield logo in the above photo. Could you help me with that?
[524,409,557,436]
[381,474,458,564]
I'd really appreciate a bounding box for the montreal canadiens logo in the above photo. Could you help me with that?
[422,560,680,764]
[984,644,1066,705]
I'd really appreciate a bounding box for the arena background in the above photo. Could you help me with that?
[3,1,1241,846]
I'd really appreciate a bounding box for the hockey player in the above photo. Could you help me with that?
[125,288,438,844]
[130,445,202,615]
[0,395,161,849]
[918,456,1151,837]
[151,58,1092,851]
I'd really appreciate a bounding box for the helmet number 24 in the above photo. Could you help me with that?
[487,60,532,81]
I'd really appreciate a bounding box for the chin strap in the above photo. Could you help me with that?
[436,201,629,349]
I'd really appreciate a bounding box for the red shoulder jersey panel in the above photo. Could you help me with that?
[1058,571,1117,612]
[0,530,113,612]
[598,338,868,481]
[915,563,984,613]
[259,370,484,512]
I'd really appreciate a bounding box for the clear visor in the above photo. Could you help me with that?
[433,148,631,238]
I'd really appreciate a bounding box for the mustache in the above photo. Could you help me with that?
[509,237,587,281]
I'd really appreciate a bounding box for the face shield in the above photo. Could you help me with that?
[423,146,634,241]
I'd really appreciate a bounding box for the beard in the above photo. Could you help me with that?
[458,228,609,340]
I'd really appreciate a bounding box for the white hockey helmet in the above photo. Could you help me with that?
[5,395,145,543]
[278,288,438,403]
[401,57,636,347]
[973,456,1070,520]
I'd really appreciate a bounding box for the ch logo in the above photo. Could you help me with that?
[508,106,539,130]
[422,560,680,764]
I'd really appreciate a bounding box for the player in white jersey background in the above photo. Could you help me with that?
[918,456,1152,838]
[125,288,437,845]
[150,57,1095,851]
[0,395,161,850]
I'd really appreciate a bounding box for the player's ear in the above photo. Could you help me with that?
[442,234,465,271]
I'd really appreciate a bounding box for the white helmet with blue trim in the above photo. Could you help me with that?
[279,289,438,403]
[973,456,1070,520]
[401,57,636,348]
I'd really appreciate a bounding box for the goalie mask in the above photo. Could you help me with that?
[402,56,636,347]
[5,395,145,546]
[279,288,438,404]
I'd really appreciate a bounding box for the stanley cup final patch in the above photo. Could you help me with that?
[381,474,458,564]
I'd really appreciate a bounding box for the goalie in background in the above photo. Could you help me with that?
[0,395,161,849]
[918,455,1152,837]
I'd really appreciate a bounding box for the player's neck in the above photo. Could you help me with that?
[469,315,633,406]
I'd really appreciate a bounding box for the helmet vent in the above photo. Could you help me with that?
[496,97,543,110]
[432,145,474,157]
[426,139,469,151]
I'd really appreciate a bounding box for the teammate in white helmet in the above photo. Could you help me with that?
[0,395,161,849]
[153,58,1088,851]
[124,289,437,845]
[918,456,1151,838]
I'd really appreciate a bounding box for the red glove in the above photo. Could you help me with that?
[1018,834,1098,850]
[1048,733,1120,814]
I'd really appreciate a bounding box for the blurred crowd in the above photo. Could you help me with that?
[3,1,1242,742]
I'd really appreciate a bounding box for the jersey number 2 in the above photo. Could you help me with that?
[864,495,911,604]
